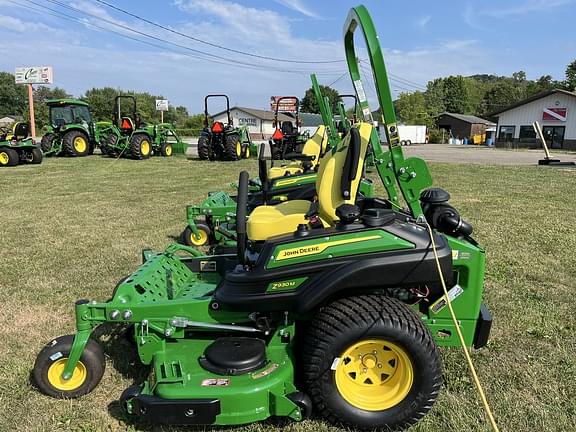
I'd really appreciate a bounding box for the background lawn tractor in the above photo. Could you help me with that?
[99,95,178,159]
[40,99,100,157]
[0,122,42,167]
[33,5,492,431]
[198,94,252,161]
[269,96,309,160]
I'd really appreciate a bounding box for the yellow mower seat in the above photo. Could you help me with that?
[268,125,328,180]
[247,122,372,241]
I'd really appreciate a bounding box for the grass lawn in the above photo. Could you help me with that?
[0,155,575,431]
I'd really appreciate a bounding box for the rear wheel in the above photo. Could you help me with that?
[0,147,19,166]
[29,147,43,164]
[224,134,241,161]
[63,131,90,157]
[302,295,442,430]
[130,134,152,160]
[198,135,210,160]
[33,334,105,398]
[40,133,56,154]
[181,224,211,247]
[242,144,250,159]
[160,142,173,157]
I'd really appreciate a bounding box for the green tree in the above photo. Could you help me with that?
[82,87,120,121]
[301,84,339,113]
[0,72,27,118]
[394,91,431,126]
[565,59,576,91]
[443,75,469,114]
[424,78,446,117]
[33,86,70,129]
[482,80,523,113]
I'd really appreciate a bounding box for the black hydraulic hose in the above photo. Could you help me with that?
[236,171,249,265]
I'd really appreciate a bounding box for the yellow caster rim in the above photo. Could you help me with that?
[47,358,87,391]
[189,229,208,246]
[335,339,413,411]
[165,145,172,156]
[73,136,87,153]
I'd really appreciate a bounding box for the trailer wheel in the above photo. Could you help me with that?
[160,142,173,157]
[302,295,442,430]
[182,224,211,247]
[63,131,90,157]
[130,134,151,160]
[40,133,56,154]
[405,140,412,146]
[33,334,105,399]
[0,147,19,166]
[198,135,210,160]
[224,134,241,161]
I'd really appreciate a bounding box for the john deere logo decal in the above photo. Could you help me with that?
[276,235,380,261]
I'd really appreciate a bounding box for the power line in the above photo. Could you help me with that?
[327,71,349,87]
[92,0,345,65]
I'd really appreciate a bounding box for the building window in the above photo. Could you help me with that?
[519,125,536,143]
[498,125,515,142]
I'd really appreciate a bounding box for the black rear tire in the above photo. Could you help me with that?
[225,134,241,161]
[198,135,210,160]
[302,295,442,430]
[40,133,56,153]
[0,147,19,166]
[33,334,105,399]
[63,130,90,157]
[130,134,152,160]
[30,147,43,164]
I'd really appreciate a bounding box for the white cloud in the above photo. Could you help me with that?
[415,15,431,28]
[273,0,319,18]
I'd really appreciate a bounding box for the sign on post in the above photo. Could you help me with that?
[156,99,168,123]
[15,66,53,84]
[270,96,297,113]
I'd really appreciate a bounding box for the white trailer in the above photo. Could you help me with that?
[397,125,427,145]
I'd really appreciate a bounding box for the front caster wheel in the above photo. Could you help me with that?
[120,384,141,415]
[181,223,211,247]
[33,334,105,398]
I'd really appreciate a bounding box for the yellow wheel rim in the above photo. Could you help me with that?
[165,145,172,156]
[335,339,413,411]
[73,136,87,153]
[47,358,87,391]
[141,140,151,156]
[236,142,241,157]
[0,151,9,165]
[189,229,208,246]
[245,146,250,158]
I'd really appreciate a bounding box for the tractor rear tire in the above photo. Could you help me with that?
[225,134,241,161]
[130,134,152,160]
[0,147,19,166]
[302,295,442,431]
[33,334,105,399]
[160,142,173,157]
[40,133,56,154]
[198,135,210,160]
[30,147,43,164]
[63,131,90,157]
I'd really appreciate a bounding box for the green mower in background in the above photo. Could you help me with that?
[99,95,183,159]
[0,122,42,167]
[180,74,358,248]
[198,94,253,161]
[33,5,492,431]
[40,99,100,157]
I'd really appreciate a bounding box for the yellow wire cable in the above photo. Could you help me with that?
[425,222,500,432]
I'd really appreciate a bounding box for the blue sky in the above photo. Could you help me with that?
[1,0,575,113]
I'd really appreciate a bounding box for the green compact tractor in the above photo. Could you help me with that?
[269,96,309,160]
[33,6,491,431]
[99,95,179,159]
[198,94,252,161]
[40,99,99,157]
[0,122,43,167]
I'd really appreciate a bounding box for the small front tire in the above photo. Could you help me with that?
[181,224,211,247]
[160,142,173,157]
[33,334,105,399]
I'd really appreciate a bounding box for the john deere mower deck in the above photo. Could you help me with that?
[33,6,491,431]
[0,122,42,167]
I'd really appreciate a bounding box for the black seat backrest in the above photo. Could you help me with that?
[13,122,29,140]
[281,121,294,135]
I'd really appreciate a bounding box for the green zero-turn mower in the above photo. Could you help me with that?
[198,94,252,161]
[0,122,43,167]
[40,99,100,157]
[33,6,492,430]
[99,95,181,159]
[180,76,364,248]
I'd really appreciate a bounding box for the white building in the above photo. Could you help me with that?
[490,89,576,150]
[211,106,294,139]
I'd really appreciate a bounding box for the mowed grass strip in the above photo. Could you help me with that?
[0,156,574,432]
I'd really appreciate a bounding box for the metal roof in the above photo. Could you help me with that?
[437,112,495,126]
[212,106,293,122]
[488,88,576,116]
[46,98,90,107]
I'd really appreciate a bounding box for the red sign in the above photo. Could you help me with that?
[270,96,298,113]
[542,107,567,122]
